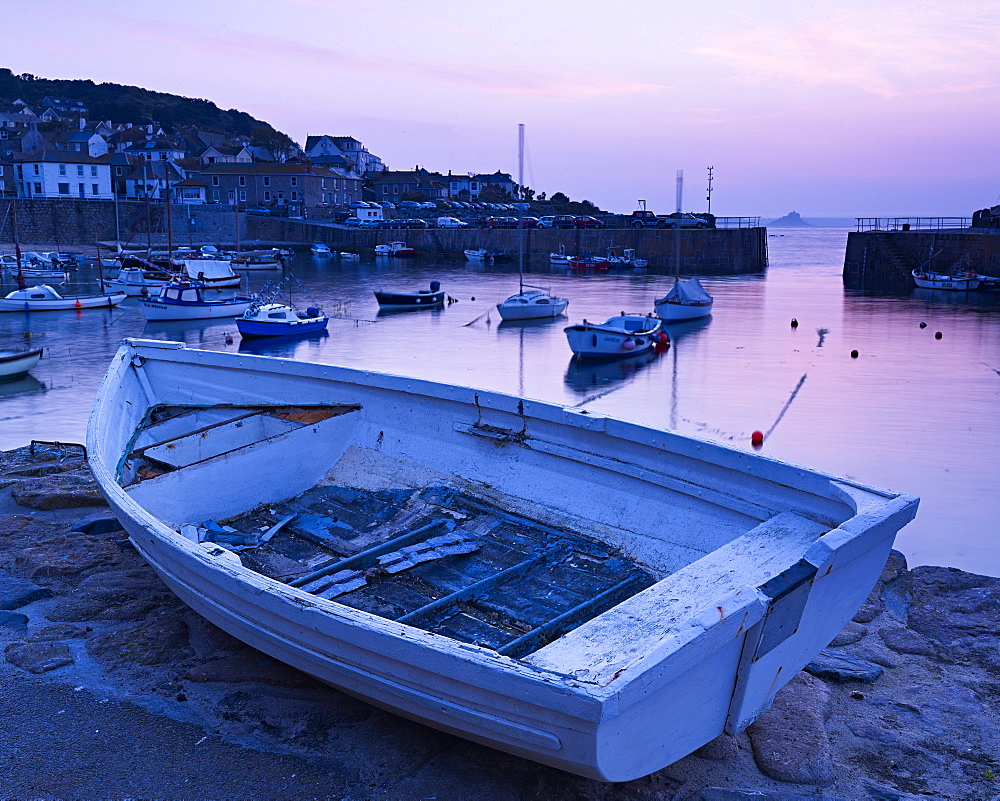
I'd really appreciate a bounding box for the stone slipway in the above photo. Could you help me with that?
[2,444,998,801]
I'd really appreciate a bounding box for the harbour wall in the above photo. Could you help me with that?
[844,229,1000,289]
[251,218,770,275]
[1,198,768,274]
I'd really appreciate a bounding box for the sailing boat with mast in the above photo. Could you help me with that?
[653,171,714,322]
[496,124,569,321]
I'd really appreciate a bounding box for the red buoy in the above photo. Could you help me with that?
[935,332,943,339]
[751,430,764,446]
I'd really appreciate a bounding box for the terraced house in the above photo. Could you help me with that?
[197,162,362,210]
[11,151,112,199]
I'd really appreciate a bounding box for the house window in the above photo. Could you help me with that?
[212,176,219,186]
[239,189,246,202]
[290,177,297,187]
[116,167,124,175]
[0,166,3,176]
[92,184,98,195]
[77,165,84,176]
[212,189,220,202]
[321,178,326,189]
[58,182,69,194]
[263,191,271,201]
[91,166,97,177]
[291,192,297,201]
[59,165,66,176]
[238,176,246,186]
[33,183,41,194]
[263,177,270,187]
[33,165,39,175]
[78,183,85,197]
[382,185,388,195]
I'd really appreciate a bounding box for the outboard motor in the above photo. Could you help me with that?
[430,280,441,292]
[306,306,321,318]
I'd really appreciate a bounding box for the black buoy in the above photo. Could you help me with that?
[919,322,927,329]
[851,350,859,358]
[470,297,475,301]
[791,318,799,328]
[935,331,943,340]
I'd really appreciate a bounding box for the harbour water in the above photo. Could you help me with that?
[1,228,998,573]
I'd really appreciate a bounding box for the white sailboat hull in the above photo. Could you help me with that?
[653,299,714,321]
[88,340,918,782]
[496,291,569,320]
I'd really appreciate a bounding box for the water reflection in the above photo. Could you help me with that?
[0,374,45,398]
[237,329,330,355]
[564,349,659,394]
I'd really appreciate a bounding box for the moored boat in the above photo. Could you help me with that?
[911,269,979,291]
[550,244,572,266]
[139,280,254,321]
[606,248,648,269]
[374,242,415,258]
[87,339,919,781]
[236,302,329,337]
[106,262,176,297]
[230,250,285,269]
[464,248,489,261]
[339,252,361,261]
[0,347,43,381]
[177,259,243,290]
[496,289,569,321]
[564,313,666,359]
[374,280,445,310]
[654,277,714,321]
[0,284,127,312]
[311,243,333,256]
[568,253,610,271]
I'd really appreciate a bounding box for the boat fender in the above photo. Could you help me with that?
[75,300,82,308]
[430,280,441,292]
[306,306,321,318]
[622,339,636,351]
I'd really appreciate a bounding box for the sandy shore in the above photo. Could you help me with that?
[2,444,998,800]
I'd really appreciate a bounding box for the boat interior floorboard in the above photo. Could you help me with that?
[219,482,657,658]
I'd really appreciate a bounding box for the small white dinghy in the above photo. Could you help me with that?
[0,284,127,312]
[564,313,666,359]
[654,277,714,321]
[0,347,43,381]
[88,340,918,781]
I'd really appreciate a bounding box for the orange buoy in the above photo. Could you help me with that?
[75,300,82,308]
[751,430,764,446]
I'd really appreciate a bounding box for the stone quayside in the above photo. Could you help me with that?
[2,444,998,800]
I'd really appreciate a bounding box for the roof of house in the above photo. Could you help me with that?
[175,177,207,187]
[198,163,340,177]
[11,149,106,164]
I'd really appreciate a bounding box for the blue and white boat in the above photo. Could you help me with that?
[139,280,254,322]
[311,243,332,256]
[564,313,667,359]
[237,301,329,337]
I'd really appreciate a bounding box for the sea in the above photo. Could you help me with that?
[2,227,998,575]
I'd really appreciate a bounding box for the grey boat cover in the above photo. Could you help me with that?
[657,277,712,304]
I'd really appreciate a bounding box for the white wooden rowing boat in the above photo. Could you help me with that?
[0,347,42,380]
[564,313,666,358]
[88,340,918,782]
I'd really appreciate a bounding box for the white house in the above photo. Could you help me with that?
[13,151,113,200]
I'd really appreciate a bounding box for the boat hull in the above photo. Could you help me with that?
[911,270,979,290]
[236,318,329,337]
[140,298,253,321]
[374,290,445,309]
[565,316,663,359]
[87,340,918,781]
[0,294,127,312]
[654,300,714,321]
[496,294,569,321]
[0,347,42,380]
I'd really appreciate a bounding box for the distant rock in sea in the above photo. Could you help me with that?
[767,211,813,227]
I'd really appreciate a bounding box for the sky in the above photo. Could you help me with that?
[6,0,1000,216]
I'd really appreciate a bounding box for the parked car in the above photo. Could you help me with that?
[244,206,271,216]
[437,217,469,228]
[358,219,382,228]
[402,219,429,229]
[518,216,539,228]
[343,217,364,227]
[347,201,372,209]
[536,216,557,229]
[552,215,577,229]
[573,216,605,229]
[397,201,422,208]
[374,201,395,209]
[485,216,519,229]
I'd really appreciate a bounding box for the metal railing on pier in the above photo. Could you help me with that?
[715,217,761,228]
[855,217,971,232]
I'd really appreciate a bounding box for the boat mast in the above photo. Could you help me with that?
[674,169,683,281]
[517,123,525,294]
[165,163,174,262]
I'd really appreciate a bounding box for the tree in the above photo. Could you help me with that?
[250,126,297,162]
[551,192,570,205]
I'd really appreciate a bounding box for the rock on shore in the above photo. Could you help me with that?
[1,445,998,800]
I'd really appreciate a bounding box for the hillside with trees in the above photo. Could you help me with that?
[0,68,290,140]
